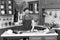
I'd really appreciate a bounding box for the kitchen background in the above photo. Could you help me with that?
[0,0,39,28]
[0,0,60,40]
[45,9,60,28]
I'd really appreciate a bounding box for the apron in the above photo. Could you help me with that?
[22,14,32,30]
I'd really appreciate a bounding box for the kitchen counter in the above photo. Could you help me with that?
[52,28,60,40]
[52,28,60,30]
[1,29,58,40]
[1,32,58,40]
[1,30,58,37]
[1,32,58,37]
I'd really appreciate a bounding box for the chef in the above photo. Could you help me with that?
[22,8,33,30]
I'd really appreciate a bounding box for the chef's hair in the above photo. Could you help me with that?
[23,8,29,11]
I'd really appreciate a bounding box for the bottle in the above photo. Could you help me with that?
[31,20,35,32]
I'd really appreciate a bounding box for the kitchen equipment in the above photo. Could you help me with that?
[54,12,57,18]
[49,11,52,16]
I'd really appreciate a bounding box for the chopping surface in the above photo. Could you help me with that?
[1,29,58,37]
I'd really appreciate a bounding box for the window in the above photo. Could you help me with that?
[34,3,39,13]
[1,0,6,15]
[8,0,13,14]
[0,0,13,15]
[29,3,33,11]
[28,1,39,14]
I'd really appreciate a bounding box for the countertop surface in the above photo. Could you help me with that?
[52,28,60,30]
[1,29,58,37]
[0,25,59,37]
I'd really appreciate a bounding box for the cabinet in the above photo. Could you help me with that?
[39,0,60,25]
[29,36,57,40]
[0,0,15,15]
[45,0,60,5]
[29,36,41,40]
[39,0,45,25]
[45,36,57,40]
[3,37,29,40]
[44,0,60,8]
[55,30,60,40]
[1,35,57,40]
[6,0,14,15]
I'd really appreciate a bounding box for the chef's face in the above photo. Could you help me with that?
[25,9,30,14]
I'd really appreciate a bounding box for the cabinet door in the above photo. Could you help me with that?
[4,37,29,40]
[44,0,60,8]
[45,0,60,5]
[45,36,57,40]
[0,0,14,15]
[29,36,42,40]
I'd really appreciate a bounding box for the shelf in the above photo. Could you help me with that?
[0,24,23,29]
